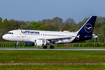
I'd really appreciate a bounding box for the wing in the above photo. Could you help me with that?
[30,35,76,44]
[43,35,76,44]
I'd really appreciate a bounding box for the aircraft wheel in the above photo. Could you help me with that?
[50,45,54,49]
[43,45,47,49]
[16,42,18,49]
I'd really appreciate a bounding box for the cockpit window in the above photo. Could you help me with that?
[7,32,13,34]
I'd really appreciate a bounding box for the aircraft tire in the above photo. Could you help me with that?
[43,45,47,49]
[50,45,54,49]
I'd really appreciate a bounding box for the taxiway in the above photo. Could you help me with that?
[0,48,105,50]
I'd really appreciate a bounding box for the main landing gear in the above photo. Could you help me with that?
[43,45,54,49]
[50,45,54,49]
[43,45,47,49]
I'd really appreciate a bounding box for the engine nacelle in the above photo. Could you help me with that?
[34,39,47,47]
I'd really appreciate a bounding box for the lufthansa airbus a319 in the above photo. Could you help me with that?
[2,16,98,49]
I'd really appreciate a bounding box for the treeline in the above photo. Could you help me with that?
[0,16,105,43]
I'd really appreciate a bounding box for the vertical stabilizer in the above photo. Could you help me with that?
[73,16,97,42]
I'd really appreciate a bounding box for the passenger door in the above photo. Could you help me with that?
[17,30,24,41]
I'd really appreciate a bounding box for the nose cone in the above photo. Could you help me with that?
[2,35,5,39]
[2,34,7,40]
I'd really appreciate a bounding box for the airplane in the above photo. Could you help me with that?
[2,16,98,49]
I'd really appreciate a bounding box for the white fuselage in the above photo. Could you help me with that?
[2,30,77,44]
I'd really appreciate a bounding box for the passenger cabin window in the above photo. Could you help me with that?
[7,32,13,34]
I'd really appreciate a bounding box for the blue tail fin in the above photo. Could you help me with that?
[78,16,97,35]
[73,16,97,42]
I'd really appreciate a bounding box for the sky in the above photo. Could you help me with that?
[0,0,105,23]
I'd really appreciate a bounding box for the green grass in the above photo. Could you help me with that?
[0,50,105,63]
[0,50,105,69]
[0,64,105,70]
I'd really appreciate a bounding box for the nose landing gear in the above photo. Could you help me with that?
[15,42,19,49]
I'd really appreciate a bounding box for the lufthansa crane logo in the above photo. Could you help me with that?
[84,23,93,33]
